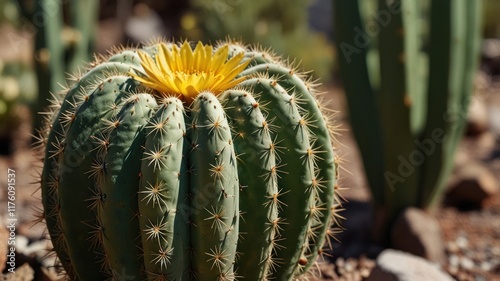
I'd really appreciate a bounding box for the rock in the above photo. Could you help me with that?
[2,263,34,281]
[366,249,454,281]
[453,148,470,172]
[482,39,500,60]
[446,163,499,209]
[489,104,500,131]
[476,132,497,155]
[391,207,445,263]
[459,257,475,270]
[0,225,8,272]
[482,39,500,77]
[466,98,489,136]
[455,235,469,250]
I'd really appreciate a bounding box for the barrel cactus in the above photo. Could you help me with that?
[35,39,341,281]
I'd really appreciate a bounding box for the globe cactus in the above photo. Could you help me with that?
[35,39,342,281]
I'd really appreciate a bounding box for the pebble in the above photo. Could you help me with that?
[446,241,460,253]
[3,263,34,280]
[345,262,354,272]
[449,255,460,267]
[448,265,459,275]
[366,249,454,281]
[336,257,345,268]
[491,247,500,257]
[456,236,469,250]
[360,268,370,278]
[474,276,487,281]
[480,261,492,272]
[460,257,475,270]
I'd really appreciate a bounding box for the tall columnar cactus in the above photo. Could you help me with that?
[30,0,99,129]
[35,39,342,281]
[333,0,483,241]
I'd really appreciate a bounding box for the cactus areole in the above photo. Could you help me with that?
[36,39,341,281]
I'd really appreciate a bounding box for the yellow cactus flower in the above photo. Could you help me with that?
[130,41,251,103]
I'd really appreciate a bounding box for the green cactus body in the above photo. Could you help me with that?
[238,77,316,280]
[39,61,139,279]
[220,89,279,280]
[57,76,130,280]
[33,0,99,130]
[139,97,189,280]
[37,40,339,281]
[333,0,483,241]
[189,93,240,280]
[100,93,157,280]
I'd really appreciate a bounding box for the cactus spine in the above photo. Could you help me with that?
[333,0,483,241]
[36,40,341,281]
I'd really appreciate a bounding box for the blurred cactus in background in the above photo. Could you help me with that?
[484,0,500,38]
[0,60,36,134]
[15,0,99,129]
[333,0,483,243]
[182,0,335,81]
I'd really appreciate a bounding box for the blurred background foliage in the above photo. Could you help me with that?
[484,0,500,38]
[0,0,498,141]
[184,0,335,80]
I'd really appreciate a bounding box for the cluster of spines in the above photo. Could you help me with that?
[220,88,281,280]
[237,47,343,279]
[35,48,147,280]
[34,40,344,281]
[188,93,240,281]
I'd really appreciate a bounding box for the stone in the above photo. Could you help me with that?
[366,249,454,281]
[459,257,475,270]
[489,105,500,136]
[482,39,500,59]
[453,148,470,172]
[3,263,34,281]
[455,236,469,250]
[466,98,489,136]
[446,163,499,209]
[391,207,445,263]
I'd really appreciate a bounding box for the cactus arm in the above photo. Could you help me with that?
[57,76,131,280]
[100,94,157,280]
[419,0,483,206]
[220,89,279,280]
[34,0,64,90]
[139,97,190,280]
[189,93,239,280]
[68,0,99,72]
[34,0,65,128]
[239,77,315,280]
[377,0,419,215]
[332,0,386,205]
[404,0,427,136]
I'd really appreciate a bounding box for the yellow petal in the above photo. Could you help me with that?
[129,40,250,102]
